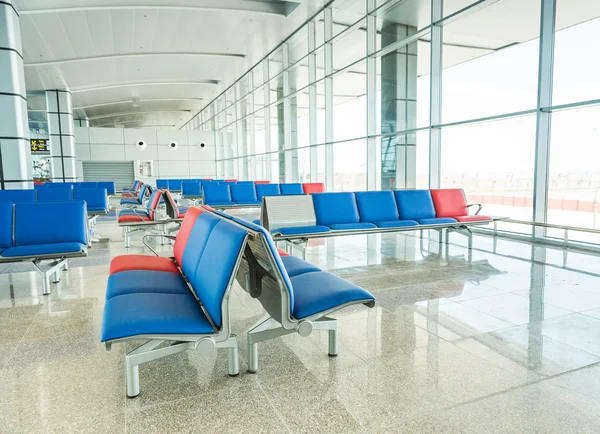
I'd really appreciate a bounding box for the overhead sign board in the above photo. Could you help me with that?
[30,139,49,152]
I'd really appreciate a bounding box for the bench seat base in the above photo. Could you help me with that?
[416,217,458,225]
[106,270,190,299]
[1,242,86,258]
[454,215,492,222]
[373,220,419,228]
[329,222,377,231]
[276,225,331,235]
[281,255,320,277]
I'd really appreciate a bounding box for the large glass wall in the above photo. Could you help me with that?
[182,0,600,245]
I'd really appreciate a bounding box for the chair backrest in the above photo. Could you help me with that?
[0,203,14,249]
[312,192,360,225]
[203,184,233,205]
[144,189,163,219]
[256,183,281,201]
[173,206,205,265]
[14,201,88,247]
[168,179,183,191]
[162,190,178,219]
[97,182,116,195]
[47,183,74,189]
[280,183,304,195]
[80,182,98,188]
[430,189,468,218]
[254,180,270,184]
[156,179,169,189]
[237,181,255,185]
[74,188,108,212]
[180,211,248,327]
[302,183,325,194]
[231,184,258,203]
[212,210,294,323]
[355,191,399,223]
[34,184,48,190]
[37,188,73,202]
[0,189,37,203]
[394,190,436,220]
[182,180,202,197]
[137,184,149,202]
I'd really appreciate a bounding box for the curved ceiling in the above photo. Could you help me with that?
[17,0,326,129]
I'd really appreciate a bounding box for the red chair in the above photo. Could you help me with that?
[430,189,491,222]
[302,183,325,194]
[254,180,270,184]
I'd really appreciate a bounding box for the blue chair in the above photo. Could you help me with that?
[280,183,304,195]
[47,183,74,189]
[202,184,235,207]
[182,180,202,198]
[156,179,169,189]
[355,191,418,228]
[312,192,377,231]
[168,179,183,192]
[0,189,37,203]
[80,182,98,188]
[97,182,116,195]
[256,183,281,201]
[74,188,109,214]
[230,184,260,205]
[37,188,73,202]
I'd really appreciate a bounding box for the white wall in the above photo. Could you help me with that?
[74,127,216,185]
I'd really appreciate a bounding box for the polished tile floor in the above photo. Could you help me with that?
[2,207,600,433]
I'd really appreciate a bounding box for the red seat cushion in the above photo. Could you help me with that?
[302,183,325,194]
[109,255,179,275]
[173,207,204,265]
[118,214,150,222]
[430,189,469,218]
[455,215,492,222]
[277,248,290,257]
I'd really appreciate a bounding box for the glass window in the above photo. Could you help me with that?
[287,59,310,95]
[332,18,366,71]
[333,61,367,142]
[332,0,366,37]
[288,26,309,65]
[440,115,536,233]
[333,139,367,191]
[316,82,326,144]
[441,0,541,123]
[375,0,431,51]
[269,50,283,78]
[298,146,311,183]
[548,105,600,243]
[553,2,600,106]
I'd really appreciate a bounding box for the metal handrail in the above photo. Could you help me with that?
[498,218,600,235]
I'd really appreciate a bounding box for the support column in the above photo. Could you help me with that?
[532,0,556,240]
[0,0,33,190]
[429,0,443,189]
[324,7,334,191]
[46,90,76,182]
[381,23,418,190]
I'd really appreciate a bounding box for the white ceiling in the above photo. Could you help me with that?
[17,0,326,128]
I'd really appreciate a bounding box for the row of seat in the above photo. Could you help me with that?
[203,182,325,207]
[36,181,116,195]
[120,184,152,206]
[155,178,272,192]
[0,188,109,213]
[0,201,89,294]
[102,206,375,397]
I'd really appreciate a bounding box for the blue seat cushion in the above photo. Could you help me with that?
[1,242,86,258]
[235,200,262,205]
[252,219,261,225]
[394,190,436,220]
[100,293,213,341]
[207,201,237,207]
[328,222,377,231]
[105,270,190,300]
[88,206,108,212]
[120,198,142,204]
[374,220,419,228]
[275,225,331,235]
[119,209,149,216]
[416,217,458,225]
[291,271,375,319]
[280,183,304,195]
[281,255,321,277]
[355,191,399,223]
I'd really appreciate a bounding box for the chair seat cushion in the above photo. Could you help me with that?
[291,271,375,319]
[118,214,151,222]
[87,206,108,212]
[281,255,321,277]
[374,220,419,228]
[109,255,179,275]
[207,202,237,207]
[120,198,142,204]
[100,293,213,342]
[454,215,492,222]
[105,270,190,299]
[416,217,458,225]
[275,225,331,235]
[119,209,149,216]
[328,222,377,231]
[276,248,289,257]
[235,200,262,205]
[1,242,86,258]
[252,219,261,225]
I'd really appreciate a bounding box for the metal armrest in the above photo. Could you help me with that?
[142,234,177,256]
[466,203,482,215]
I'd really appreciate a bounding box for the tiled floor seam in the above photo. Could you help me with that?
[2,303,43,371]
[256,382,297,434]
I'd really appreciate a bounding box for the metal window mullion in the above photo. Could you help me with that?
[282,43,293,182]
[533,0,557,240]
[308,20,318,182]
[366,0,377,191]
[429,0,443,189]
[263,61,272,181]
[324,7,334,191]
[248,73,256,180]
